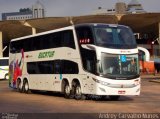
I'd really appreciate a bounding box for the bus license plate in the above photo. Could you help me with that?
[118,90,126,94]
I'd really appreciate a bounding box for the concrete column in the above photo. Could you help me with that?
[158,22,160,44]
[0,32,3,58]
[32,27,36,35]
[23,21,37,35]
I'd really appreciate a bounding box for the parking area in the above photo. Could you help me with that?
[0,76,160,114]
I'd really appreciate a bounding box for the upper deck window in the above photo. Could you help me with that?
[76,24,137,49]
[10,30,75,53]
[76,26,94,44]
[94,25,137,49]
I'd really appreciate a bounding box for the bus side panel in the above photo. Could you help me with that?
[80,74,96,95]
[9,52,24,88]
[28,74,56,91]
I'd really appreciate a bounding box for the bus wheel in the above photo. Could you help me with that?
[75,84,83,100]
[109,96,120,101]
[23,80,30,94]
[4,73,9,80]
[17,79,22,93]
[64,83,71,99]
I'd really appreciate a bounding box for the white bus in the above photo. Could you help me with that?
[9,23,140,100]
[0,57,9,80]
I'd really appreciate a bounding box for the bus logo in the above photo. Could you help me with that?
[38,51,55,59]
[120,55,127,62]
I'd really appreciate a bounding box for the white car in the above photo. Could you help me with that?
[0,57,9,80]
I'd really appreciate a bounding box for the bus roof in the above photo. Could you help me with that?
[11,25,74,42]
[10,23,129,42]
[75,23,129,28]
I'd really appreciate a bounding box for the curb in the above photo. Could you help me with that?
[149,80,160,83]
[141,74,160,79]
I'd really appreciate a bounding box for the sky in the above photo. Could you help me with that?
[0,0,160,19]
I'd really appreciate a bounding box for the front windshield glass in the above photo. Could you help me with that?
[94,25,137,49]
[100,53,139,79]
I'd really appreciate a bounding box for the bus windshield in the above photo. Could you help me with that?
[94,25,137,49]
[99,53,139,79]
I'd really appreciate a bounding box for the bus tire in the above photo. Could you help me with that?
[75,84,83,100]
[109,96,120,101]
[23,80,30,94]
[4,73,9,80]
[64,83,71,99]
[17,79,23,93]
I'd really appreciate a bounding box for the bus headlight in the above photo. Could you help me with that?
[93,78,110,86]
[134,79,140,85]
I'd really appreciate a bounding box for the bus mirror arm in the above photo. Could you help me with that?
[96,60,102,75]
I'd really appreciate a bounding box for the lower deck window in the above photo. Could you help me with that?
[27,60,79,74]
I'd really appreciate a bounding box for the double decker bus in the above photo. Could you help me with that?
[9,23,140,100]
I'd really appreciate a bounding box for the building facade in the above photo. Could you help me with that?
[32,1,45,18]
[93,0,146,15]
[115,2,127,14]
[2,9,33,20]
[1,1,45,21]
[127,0,146,14]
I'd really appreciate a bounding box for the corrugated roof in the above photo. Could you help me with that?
[1,13,160,43]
